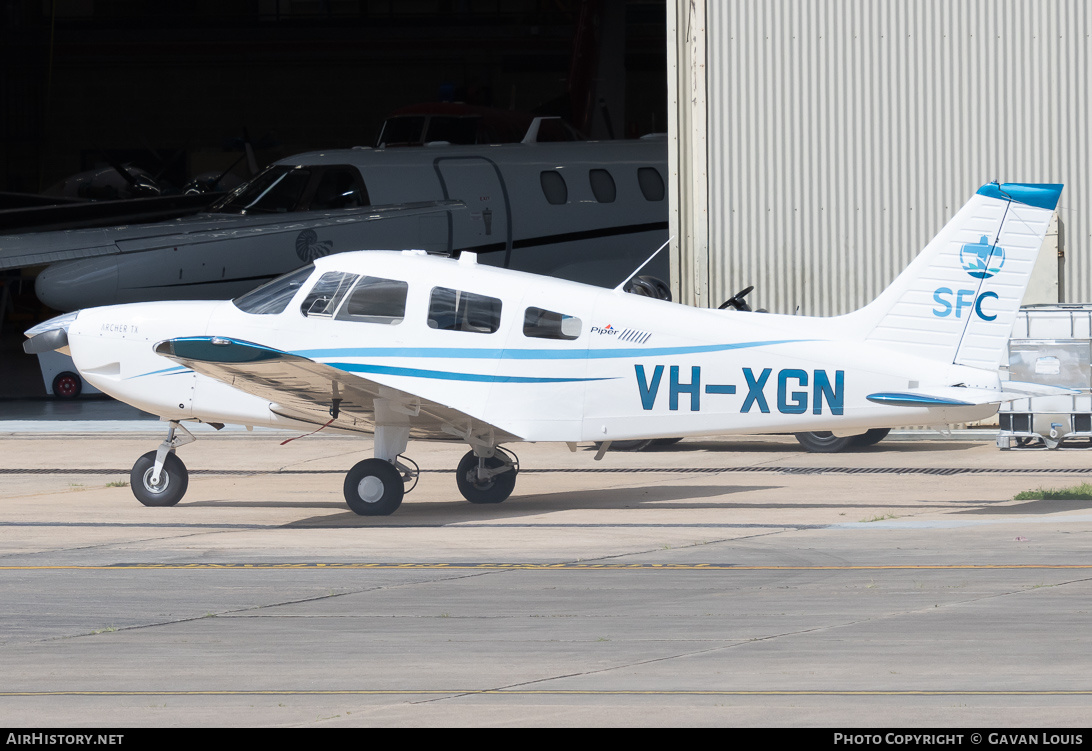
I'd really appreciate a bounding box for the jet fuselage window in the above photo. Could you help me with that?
[589,169,616,203]
[301,271,360,317]
[523,307,582,341]
[232,264,315,315]
[540,170,568,205]
[638,167,665,202]
[335,276,409,324]
[428,287,502,334]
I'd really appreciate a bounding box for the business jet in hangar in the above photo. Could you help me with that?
[1,126,669,311]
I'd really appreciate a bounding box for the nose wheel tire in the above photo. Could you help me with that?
[130,451,189,507]
[344,458,404,516]
[456,451,517,504]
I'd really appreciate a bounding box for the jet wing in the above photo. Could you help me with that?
[0,200,465,271]
[154,336,523,443]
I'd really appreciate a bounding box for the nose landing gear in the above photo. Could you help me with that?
[130,421,194,507]
[343,455,418,516]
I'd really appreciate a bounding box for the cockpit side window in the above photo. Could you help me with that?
[523,307,582,340]
[232,264,315,315]
[306,167,369,210]
[301,271,360,317]
[428,287,501,333]
[335,276,409,324]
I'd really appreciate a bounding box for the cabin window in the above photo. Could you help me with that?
[638,167,665,202]
[523,307,581,341]
[539,171,568,205]
[428,287,502,334]
[335,276,409,324]
[232,264,314,315]
[307,167,368,210]
[301,271,360,317]
[589,169,616,203]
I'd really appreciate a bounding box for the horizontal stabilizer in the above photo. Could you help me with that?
[868,381,1080,408]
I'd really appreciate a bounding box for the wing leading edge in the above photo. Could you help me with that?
[155,336,523,443]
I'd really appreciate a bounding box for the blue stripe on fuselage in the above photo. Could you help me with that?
[295,340,809,361]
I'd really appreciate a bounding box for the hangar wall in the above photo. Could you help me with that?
[669,0,1091,315]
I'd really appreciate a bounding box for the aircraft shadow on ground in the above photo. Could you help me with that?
[615,440,981,455]
[277,483,795,527]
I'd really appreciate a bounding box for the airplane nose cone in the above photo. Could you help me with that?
[35,257,120,311]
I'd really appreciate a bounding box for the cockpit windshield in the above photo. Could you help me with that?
[208,164,369,215]
[209,166,311,214]
[232,264,314,314]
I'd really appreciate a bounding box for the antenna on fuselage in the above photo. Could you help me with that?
[614,236,673,292]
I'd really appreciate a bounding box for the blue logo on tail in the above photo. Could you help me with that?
[960,235,1005,279]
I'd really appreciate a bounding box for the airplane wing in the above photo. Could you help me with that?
[154,336,523,443]
[866,382,1081,408]
[0,200,465,271]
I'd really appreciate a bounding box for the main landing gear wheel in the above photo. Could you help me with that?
[793,431,856,453]
[456,451,517,504]
[130,450,189,507]
[851,428,890,447]
[594,439,654,452]
[52,371,82,399]
[794,428,891,453]
[344,458,405,516]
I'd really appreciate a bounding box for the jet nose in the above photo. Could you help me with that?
[35,257,120,311]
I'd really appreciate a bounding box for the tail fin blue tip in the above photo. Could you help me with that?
[977,182,1063,211]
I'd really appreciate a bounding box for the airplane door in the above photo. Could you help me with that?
[435,157,511,265]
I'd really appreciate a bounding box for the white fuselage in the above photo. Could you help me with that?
[66,251,998,442]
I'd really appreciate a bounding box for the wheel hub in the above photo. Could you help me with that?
[357,476,385,503]
[142,468,169,494]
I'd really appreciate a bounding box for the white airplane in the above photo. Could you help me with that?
[23,181,1068,516]
[1,132,669,311]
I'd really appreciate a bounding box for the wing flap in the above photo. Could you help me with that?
[155,336,522,442]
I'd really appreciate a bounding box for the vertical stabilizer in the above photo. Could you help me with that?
[849,183,1062,370]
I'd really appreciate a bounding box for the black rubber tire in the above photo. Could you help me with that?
[52,371,82,399]
[456,451,516,504]
[344,459,404,516]
[851,428,891,447]
[593,440,654,452]
[130,450,188,507]
[793,431,855,453]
